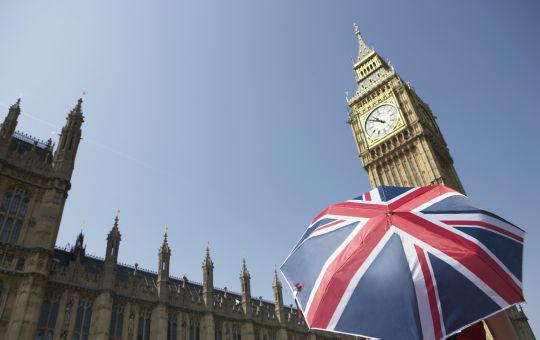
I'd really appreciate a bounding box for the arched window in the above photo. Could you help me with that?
[72,298,93,340]
[0,189,29,244]
[35,294,59,340]
[167,313,177,340]
[137,309,151,340]
[232,324,241,340]
[109,304,125,339]
[188,318,200,340]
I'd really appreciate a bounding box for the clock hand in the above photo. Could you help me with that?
[368,118,386,124]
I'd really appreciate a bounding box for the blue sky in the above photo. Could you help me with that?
[1,0,539,333]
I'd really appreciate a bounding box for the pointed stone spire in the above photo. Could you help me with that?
[240,259,252,317]
[1,98,21,140]
[202,244,214,309]
[53,98,85,177]
[103,212,121,290]
[203,243,213,268]
[157,225,171,302]
[72,229,86,259]
[160,225,171,254]
[273,268,285,323]
[70,97,83,116]
[105,210,121,265]
[353,22,374,62]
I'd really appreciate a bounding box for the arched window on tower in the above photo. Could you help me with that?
[232,324,242,340]
[167,313,177,340]
[137,309,151,340]
[0,189,29,244]
[109,304,125,339]
[72,298,93,340]
[35,294,60,340]
[188,318,200,340]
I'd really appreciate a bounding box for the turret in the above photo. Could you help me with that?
[72,230,86,260]
[53,98,84,177]
[157,227,171,302]
[103,212,121,288]
[0,98,21,141]
[202,245,214,309]
[105,212,121,265]
[240,259,251,317]
[272,269,285,323]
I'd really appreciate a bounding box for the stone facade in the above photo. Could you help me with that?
[346,24,535,340]
[0,99,355,340]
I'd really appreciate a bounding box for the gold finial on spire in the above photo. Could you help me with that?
[353,22,360,36]
[352,22,374,62]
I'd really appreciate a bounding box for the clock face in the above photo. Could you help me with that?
[364,105,399,139]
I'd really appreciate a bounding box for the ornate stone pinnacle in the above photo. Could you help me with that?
[11,98,21,110]
[273,268,281,287]
[113,210,120,228]
[164,224,168,242]
[71,97,83,116]
[203,243,213,267]
[241,258,250,277]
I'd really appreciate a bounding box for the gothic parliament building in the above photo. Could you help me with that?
[0,26,534,340]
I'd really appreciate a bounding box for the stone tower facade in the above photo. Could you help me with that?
[346,24,535,339]
[0,99,355,340]
[0,98,82,339]
[347,24,464,194]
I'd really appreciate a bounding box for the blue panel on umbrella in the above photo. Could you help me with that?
[421,194,479,213]
[281,222,358,310]
[421,196,517,228]
[377,186,414,202]
[294,218,337,250]
[335,233,422,340]
[428,253,500,335]
[456,227,522,281]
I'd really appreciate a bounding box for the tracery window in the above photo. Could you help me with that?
[72,298,93,340]
[0,189,29,244]
[167,313,177,340]
[109,304,124,339]
[137,309,151,340]
[232,324,241,340]
[188,319,200,340]
[35,295,59,340]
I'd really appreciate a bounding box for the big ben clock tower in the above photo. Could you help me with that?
[346,24,535,340]
[347,23,464,193]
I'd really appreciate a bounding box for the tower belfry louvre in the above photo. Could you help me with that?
[346,24,535,339]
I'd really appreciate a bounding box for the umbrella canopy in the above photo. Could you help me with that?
[280,185,524,339]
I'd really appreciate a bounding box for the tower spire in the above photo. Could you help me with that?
[53,98,85,178]
[353,22,374,62]
[202,243,214,309]
[240,259,252,316]
[1,98,21,140]
[273,268,285,324]
[105,211,121,265]
[157,225,171,301]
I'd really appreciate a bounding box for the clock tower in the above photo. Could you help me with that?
[346,24,535,339]
[347,23,464,193]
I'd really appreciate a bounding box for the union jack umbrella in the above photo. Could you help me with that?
[280,185,524,339]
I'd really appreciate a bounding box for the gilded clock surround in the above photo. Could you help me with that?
[358,95,405,148]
